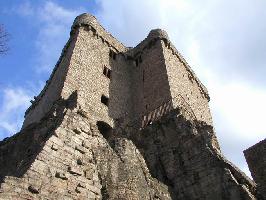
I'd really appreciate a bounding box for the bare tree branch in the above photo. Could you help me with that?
[0,24,9,55]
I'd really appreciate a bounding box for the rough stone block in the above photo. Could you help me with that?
[75,145,88,154]
[28,185,39,194]
[68,166,83,176]
[55,171,69,180]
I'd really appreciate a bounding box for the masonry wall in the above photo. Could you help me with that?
[61,26,133,127]
[61,26,113,125]
[0,100,174,199]
[0,103,105,199]
[0,97,257,200]
[129,39,172,123]
[141,40,172,115]
[23,14,131,129]
[108,53,134,121]
[22,30,79,128]
[162,42,212,124]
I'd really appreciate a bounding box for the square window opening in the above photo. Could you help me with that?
[103,66,111,79]
[101,95,109,106]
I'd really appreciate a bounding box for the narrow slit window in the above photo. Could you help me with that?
[103,67,107,76]
[109,50,116,60]
[139,56,142,63]
[107,69,111,78]
[113,53,116,60]
[101,95,109,106]
[103,66,111,79]
[135,59,139,66]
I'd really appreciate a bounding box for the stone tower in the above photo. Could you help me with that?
[0,13,260,199]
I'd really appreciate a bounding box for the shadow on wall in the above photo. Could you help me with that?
[107,40,175,130]
[95,45,178,199]
[96,121,112,140]
[96,44,256,199]
[0,91,78,182]
[22,29,79,129]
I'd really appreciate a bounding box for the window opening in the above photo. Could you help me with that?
[109,50,116,60]
[101,95,109,106]
[139,56,142,63]
[103,66,111,79]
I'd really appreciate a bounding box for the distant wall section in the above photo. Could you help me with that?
[244,138,266,198]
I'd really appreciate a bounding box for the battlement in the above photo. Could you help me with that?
[244,138,266,198]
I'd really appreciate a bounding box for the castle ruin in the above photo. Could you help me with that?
[0,13,264,199]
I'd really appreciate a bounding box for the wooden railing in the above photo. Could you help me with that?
[141,94,197,128]
[141,100,172,128]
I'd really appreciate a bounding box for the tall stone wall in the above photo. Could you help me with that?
[22,30,79,128]
[162,41,212,124]
[108,53,134,121]
[23,13,132,128]
[0,13,261,200]
[127,37,172,122]
[62,26,114,125]
[140,39,172,115]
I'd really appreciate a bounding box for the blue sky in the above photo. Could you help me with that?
[0,0,98,135]
[0,0,266,177]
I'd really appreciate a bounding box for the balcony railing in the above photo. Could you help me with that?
[141,94,197,128]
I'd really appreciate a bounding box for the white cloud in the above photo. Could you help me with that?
[38,2,82,23]
[0,87,32,138]
[211,82,266,141]
[96,0,266,178]
[16,1,84,73]
[35,2,84,73]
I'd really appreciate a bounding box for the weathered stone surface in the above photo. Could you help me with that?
[55,171,69,180]
[244,138,266,199]
[0,12,262,200]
